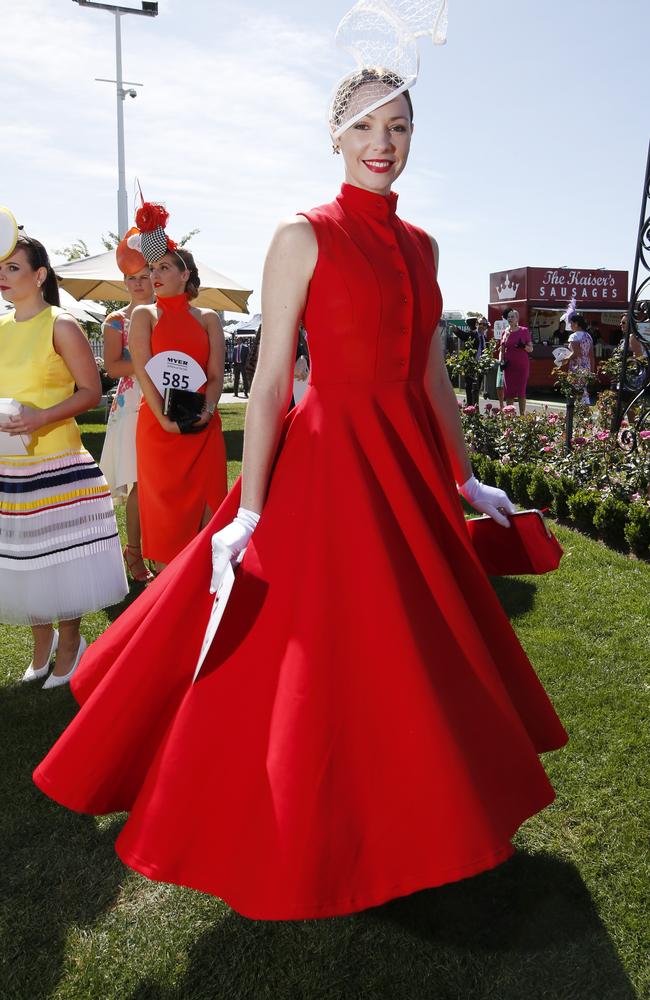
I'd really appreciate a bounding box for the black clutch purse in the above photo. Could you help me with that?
[163,388,206,434]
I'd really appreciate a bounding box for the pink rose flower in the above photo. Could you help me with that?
[539,435,549,443]
[485,403,493,411]
[502,405,517,415]
[463,405,477,415]
[572,436,588,446]
[541,445,554,453]
[596,431,610,441]
[640,430,650,440]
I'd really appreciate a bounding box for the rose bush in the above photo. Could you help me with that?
[461,400,650,555]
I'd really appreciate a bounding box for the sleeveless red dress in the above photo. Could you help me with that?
[136,294,227,563]
[34,184,567,920]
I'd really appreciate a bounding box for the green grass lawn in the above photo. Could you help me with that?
[0,405,647,1000]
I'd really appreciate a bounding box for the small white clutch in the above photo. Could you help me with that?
[0,398,31,455]
[193,561,236,682]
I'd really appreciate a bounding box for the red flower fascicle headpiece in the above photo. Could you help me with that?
[135,201,169,233]
[129,201,177,262]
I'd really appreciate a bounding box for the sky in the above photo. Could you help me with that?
[3,0,649,317]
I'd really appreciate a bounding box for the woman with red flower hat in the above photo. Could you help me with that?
[127,202,227,571]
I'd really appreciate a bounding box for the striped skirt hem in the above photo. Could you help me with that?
[0,450,128,624]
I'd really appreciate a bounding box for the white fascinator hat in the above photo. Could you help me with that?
[329,0,448,139]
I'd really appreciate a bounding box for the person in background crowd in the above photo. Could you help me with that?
[233,339,250,397]
[100,254,155,584]
[464,316,489,406]
[245,328,261,386]
[500,308,533,415]
[495,307,512,410]
[565,312,595,403]
[0,228,127,687]
[620,312,644,358]
[552,319,568,345]
[130,237,227,572]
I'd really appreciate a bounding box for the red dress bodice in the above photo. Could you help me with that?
[301,182,443,387]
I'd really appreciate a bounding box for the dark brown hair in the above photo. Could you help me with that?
[15,235,60,307]
[171,247,200,300]
[569,311,588,331]
[331,67,414,132]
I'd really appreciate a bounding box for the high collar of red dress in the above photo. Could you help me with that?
[337,182,399,222]
[157,293,190,313]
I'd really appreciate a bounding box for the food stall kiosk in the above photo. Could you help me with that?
[487,267,628,389]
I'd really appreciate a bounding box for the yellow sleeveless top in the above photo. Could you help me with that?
[0,305,83,457]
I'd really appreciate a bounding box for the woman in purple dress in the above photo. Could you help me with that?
[499,309,533,415]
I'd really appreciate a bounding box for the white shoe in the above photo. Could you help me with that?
[21,629,59,682]
[42,637,87,690]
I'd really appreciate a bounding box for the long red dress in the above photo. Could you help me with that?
[136,294,227,563]
[34,183,567,920]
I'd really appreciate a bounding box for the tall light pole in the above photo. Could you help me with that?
[72,1,158,237]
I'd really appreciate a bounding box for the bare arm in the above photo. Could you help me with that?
[129,305,179,433]
[103,315,134,379]
[240,217,317,513]
[192,309,225,427]
[8,315,102,435]
[424,237,471,485]
[424,328,472,486]
[567,337,581,365]
[203,310,225,408]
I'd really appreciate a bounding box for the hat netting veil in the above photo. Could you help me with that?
[329,0,448,139]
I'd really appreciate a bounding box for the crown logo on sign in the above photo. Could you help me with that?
[496,275,519,300]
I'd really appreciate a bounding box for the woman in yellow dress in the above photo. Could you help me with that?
[0,229,128,687]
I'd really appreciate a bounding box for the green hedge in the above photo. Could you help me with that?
[469,453,650,558]
[625,503,650,556]
[567,489,602,534]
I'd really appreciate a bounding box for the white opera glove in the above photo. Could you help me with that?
[210,507,260,594]
[458,475,516,529]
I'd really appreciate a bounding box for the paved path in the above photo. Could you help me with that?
[220,388,566,415]
[220,391,249,405]
[452,389,566,415]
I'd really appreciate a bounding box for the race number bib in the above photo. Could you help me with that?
[145,351,206,395]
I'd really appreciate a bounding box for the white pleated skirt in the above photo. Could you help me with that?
[0,449,129,625]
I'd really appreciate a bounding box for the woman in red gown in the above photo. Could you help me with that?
[34,73,567,920]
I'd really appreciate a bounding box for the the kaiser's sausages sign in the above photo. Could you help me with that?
[490,267,628,307]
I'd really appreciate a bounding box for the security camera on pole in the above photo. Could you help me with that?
[71,1,159,238]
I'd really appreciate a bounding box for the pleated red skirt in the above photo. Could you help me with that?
[34,380,567,919]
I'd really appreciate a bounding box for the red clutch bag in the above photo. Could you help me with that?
[466,509,563,576]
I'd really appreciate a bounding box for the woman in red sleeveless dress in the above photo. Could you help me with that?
[130,248,227,569]
[34,76,567,919]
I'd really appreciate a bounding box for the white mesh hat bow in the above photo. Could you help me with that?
[329,0,448,138]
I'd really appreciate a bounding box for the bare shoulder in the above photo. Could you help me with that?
[426,233,440,273]
[52,312,83,341]
[192,306,223,333]
[130,303,157,328]
[270,215,318,258]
